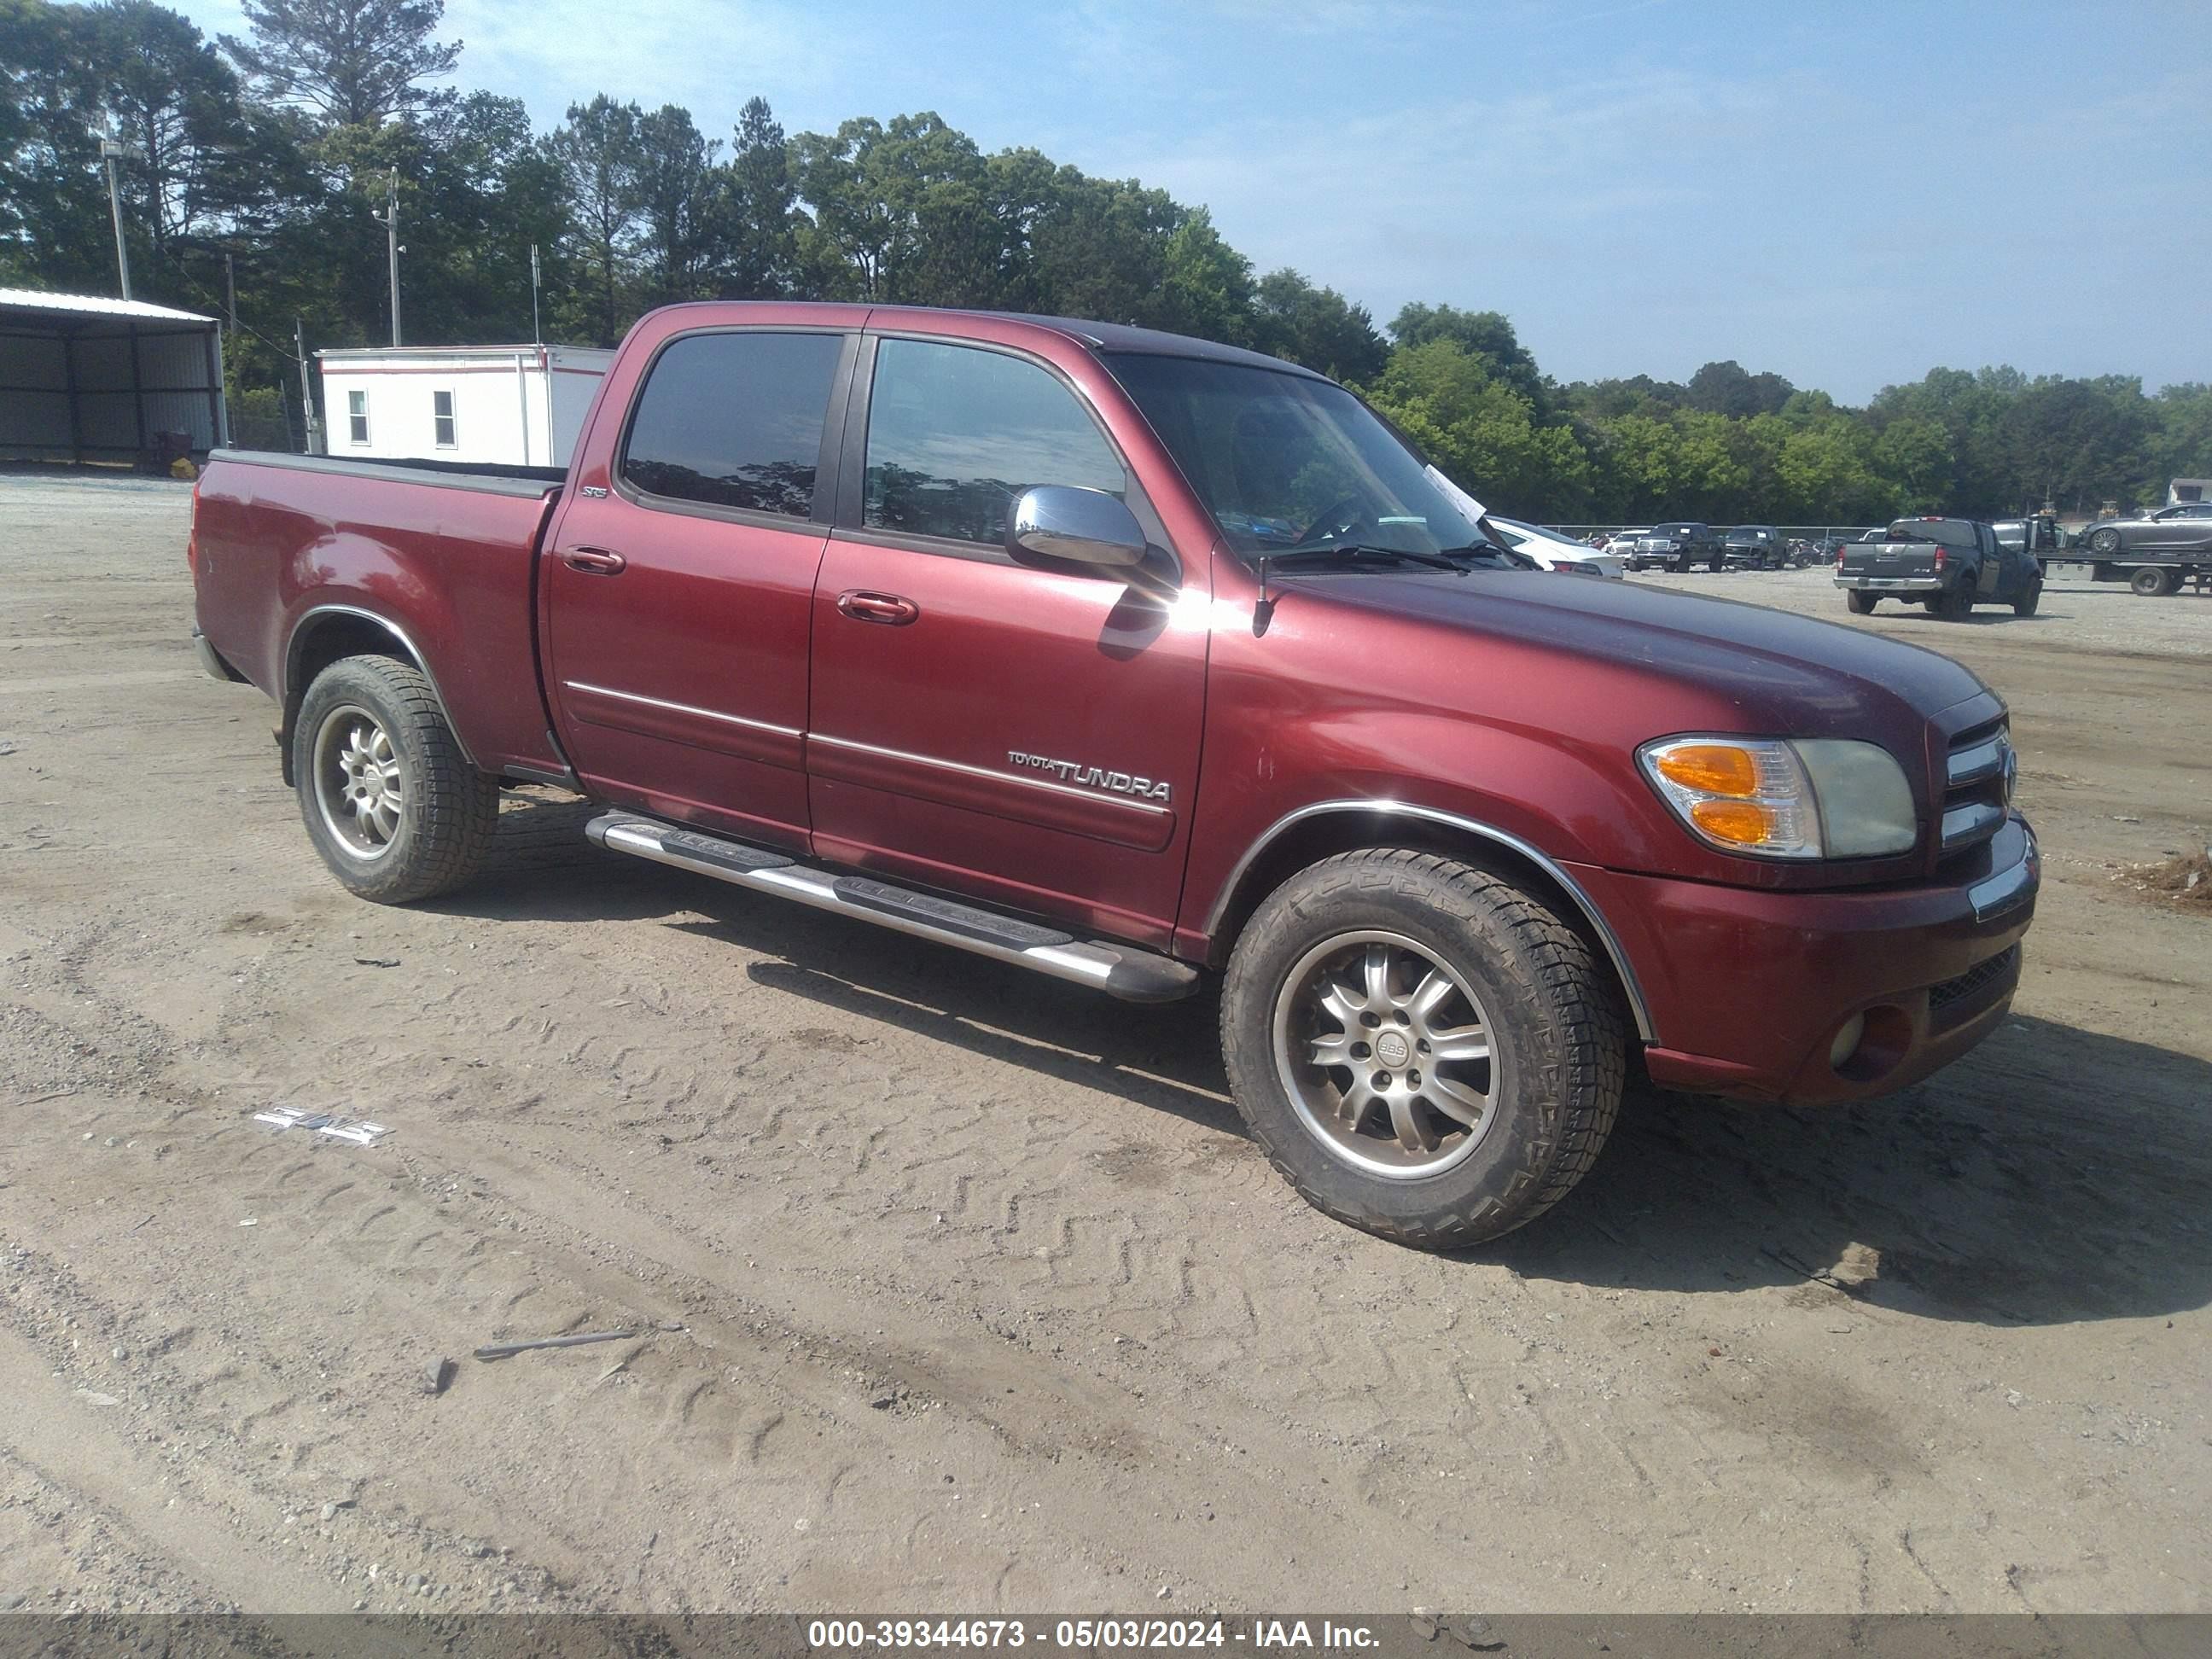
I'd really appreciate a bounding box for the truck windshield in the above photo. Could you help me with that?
[1102,352,1485,556]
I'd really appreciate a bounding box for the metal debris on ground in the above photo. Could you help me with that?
[473,1330,636,1362]
[249,1106,393,1144]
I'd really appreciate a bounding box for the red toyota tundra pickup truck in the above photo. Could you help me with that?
[189,301,2038,1245]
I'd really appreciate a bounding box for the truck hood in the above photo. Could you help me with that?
[1277,568,1989,726]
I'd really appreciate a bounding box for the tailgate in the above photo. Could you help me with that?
[1841,541,1936,578]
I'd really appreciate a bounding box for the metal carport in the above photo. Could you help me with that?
[0,288,227,464]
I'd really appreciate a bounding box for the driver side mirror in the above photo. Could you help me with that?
[1007,486,1148,572]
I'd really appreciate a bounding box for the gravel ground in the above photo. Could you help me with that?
[1,472,2208,1616]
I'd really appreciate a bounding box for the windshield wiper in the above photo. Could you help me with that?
[1265,542,1479,573]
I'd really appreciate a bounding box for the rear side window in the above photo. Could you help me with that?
[1886,519,1979,549]
[863,338,1127,545]
[622,331,843,517]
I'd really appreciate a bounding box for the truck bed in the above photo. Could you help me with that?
[190,447,569,781]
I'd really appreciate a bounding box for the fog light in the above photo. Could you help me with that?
[1829,1012,1867,1070]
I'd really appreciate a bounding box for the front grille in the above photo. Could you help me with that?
[1929,945,2019,1015]
[1937,719,2011,865]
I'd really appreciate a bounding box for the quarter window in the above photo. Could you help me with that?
[863,338,1128,546]
[346,388,368,445]
[432,388,456,449]
[621,331,843,517]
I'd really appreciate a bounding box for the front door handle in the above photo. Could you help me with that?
[836,590,920,626]
[561,545,627,576]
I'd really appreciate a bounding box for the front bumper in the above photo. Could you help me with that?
[1569,816,2039,1105]
[1836,573,1942,593]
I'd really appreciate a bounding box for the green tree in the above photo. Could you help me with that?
[716,95,795,298]
[221,0,459,128]
[1388,301,1546,409]
[1156,207,1254,345]
[1685,358,1794,420]
[632,102,719,303]
[1368,339,1590,515]
[545,94,641,345]
[1251,268,1388,383]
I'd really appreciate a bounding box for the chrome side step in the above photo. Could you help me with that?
[585,812,1200,1004]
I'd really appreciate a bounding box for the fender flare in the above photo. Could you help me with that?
[1202,799,1658,1044]
[282,602,477,769]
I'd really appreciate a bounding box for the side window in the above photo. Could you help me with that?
[346,388,368,445]
[622,331,843,517]
[432,388,456,449]
[863,337,1128,546]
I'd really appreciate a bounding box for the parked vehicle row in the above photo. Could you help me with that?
[189,300,2037,1247]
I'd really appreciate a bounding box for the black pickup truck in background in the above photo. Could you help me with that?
[1628,521,1723,572]
[1835,517,2044,620]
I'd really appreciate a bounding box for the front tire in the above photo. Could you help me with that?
[293,655,498,904]
[2012,579,2042,616]
[2089,527,2122,556]
[1220,849,1626,1247]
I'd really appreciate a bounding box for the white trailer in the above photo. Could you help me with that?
[315,344,613,467]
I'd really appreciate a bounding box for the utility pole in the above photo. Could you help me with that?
[224,253,238,335]
[530,242,542,344]
[295,317,322,455]
[369,168,402,346]
[98,136,143,301]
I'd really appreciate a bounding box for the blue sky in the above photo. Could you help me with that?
[172,0,2211,402]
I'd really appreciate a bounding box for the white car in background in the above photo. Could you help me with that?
[1604,529,1647,558]
[1489,516,1627,579]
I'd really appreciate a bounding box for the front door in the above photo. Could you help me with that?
[806,333,1208,948]
[543,326,853,846]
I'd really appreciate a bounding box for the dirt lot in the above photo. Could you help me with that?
[2,473,2207,1616]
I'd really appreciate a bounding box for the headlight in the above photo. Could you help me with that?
[1639,736,1918,860]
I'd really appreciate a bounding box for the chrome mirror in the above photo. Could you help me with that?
[1008,486,1149,570]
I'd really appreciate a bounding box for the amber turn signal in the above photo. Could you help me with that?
[1653,743,1761,798]
[1688,798,1775,845]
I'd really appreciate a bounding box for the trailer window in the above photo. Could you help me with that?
[346,389,368,445]
[432,389,456,449]
[621,331,842,517]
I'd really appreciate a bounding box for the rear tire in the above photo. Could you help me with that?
[1846,591,1877,614]
[1220,849,1626,1248]
[293,655,498,904]
[1934,582,1975,620]
[2130,565,2176,597]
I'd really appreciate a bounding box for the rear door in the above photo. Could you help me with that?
[805,331,1208,948]
[542,325,855,846]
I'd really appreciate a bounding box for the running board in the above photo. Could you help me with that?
[585,813,1199,1004]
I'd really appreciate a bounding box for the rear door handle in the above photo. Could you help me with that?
[836,590,919,626]
[561,545,626,576]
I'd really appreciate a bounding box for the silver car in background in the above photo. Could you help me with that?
[1488,516,1628,579]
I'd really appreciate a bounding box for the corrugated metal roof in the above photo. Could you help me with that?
[0,287,216,324]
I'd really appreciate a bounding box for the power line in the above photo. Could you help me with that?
[151,241,304,364]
